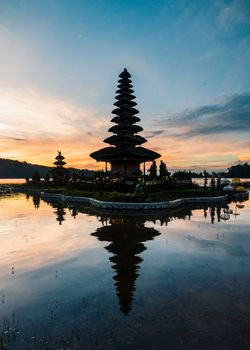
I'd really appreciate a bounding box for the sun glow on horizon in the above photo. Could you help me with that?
[0,0,249,172]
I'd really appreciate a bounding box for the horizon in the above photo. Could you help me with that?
[0,0,249,172]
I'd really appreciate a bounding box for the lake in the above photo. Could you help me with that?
[0,192,250,349]
[0,179,26,185]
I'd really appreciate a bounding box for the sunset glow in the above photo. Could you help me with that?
[0,1,249,171]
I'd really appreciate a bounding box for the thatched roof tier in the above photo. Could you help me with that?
[117,82,133,89]
[104,134,147,146]
[118,78,132,84]
[114,99,137,107]
[115,93,136,100]
[111,115,141,124]
[55,153,65,161]
[90,146,160,162]
[119,68,131,78]
[111,107,139,115]
[108,124,143,134]
[53,160,66,167]
[115,88,134,94]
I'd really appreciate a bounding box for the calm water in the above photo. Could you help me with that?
[0,193,250,349]
[0,179,26,185]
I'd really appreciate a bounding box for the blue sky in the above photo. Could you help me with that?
[0,0,249,170]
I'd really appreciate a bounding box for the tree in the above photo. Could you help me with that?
[159,160,169,178]
[32,171,40,183]
[204,176,208,190]
[44,172,50,184]
[210,176,215,191]
[149,161,157,179]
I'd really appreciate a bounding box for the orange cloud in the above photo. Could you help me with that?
[0,86,249,171]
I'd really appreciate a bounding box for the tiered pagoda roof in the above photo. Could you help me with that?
[90,68,161,163]
[53,151,66,167]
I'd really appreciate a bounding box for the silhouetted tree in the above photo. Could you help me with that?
[204,176,208,190]
[227,163,250,178]
[71,172,78,183]
[159,160,169,178]
[216,176,221,190]
[149,161,157,179]
[32,171,40,183]
[44,172,50,184]
[211,176,215,191]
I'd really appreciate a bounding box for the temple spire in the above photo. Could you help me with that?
[90,69,161,176]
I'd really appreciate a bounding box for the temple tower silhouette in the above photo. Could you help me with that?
[90,68,161,176]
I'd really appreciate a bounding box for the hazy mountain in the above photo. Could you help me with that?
[0,158,52,178]
[0,158,96,179]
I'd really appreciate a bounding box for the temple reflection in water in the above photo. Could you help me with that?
[0,192,249,349]
[44,198,229,314]
[40,195,247,315]
[92,217,160,314]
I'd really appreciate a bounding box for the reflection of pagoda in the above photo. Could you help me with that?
[51,151,67,185]
[42,197,230,315]
[32,193,41,209]
[90,69,161,176]
[92,218,160,315]
[54,205,66,225]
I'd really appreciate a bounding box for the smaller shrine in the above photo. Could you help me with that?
[51,151,67,185]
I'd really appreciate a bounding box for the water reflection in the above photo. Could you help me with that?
[32,193,41,209]
[92,218,160,314]
[44,198,246,315]
[0,193,249,349]
[54,204,66,225]
[49,201,237,226]
[47,200,195,314]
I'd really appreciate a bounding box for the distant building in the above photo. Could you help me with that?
[90,68,161,176]
[51,151,67,185]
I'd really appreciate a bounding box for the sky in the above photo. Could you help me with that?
[0,0,249,172]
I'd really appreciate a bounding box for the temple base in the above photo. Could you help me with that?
[111,161,141,176]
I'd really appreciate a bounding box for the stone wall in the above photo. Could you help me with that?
[40,192,237,211]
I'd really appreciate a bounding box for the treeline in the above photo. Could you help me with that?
[189,163,250,178]
[1,157,249,179]
[227,163,250,178]
[0,158,52,178]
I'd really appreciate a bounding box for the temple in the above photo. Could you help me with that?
[90,68,161,176]
[51,151,67,185]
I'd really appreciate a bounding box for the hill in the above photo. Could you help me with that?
[0,158,52,178]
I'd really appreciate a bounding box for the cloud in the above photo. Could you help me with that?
[0,86,108,168]
[1,87,248,172]
[147,93,250,171]
[144,130,165,139]
[159,93,250,138]
[190,234,250,257]
[13,138,27,141]
[217,0,250,30]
